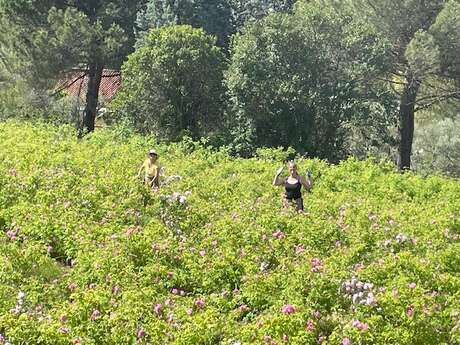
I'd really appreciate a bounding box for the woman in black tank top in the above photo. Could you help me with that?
[273,161,313,212]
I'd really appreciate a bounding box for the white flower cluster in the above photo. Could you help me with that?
[10,291,26,314]
[161,191,191,205]
[162,174,182,186]
[340,278,377,306]
[381,233,415,250]
[395,233,412,244]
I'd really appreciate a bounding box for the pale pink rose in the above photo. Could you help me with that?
[342,337,350,345]
[154,303,162,315]
[137,328,146,338]
[281,304,295,314]
[238,304,248,312]
[406,305,415,317]
[294,244,305,255]
[90,309,101,321]
[195,299,205,308]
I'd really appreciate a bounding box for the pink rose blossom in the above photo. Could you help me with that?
[295,244,305,255]
[306,319,314,331]
[186,308,193,315]
[281,304,295,314]
[238,304,248,312]
[342,337,350,345]
[90,309,101,321]
[137,328,146,338]
[199,249,206,257]
[195,299,205,308]
[272,230,285,239]
[408,282,416,289]
[154,303,162,315]
[406,305,415,317]
[351,320,369,331]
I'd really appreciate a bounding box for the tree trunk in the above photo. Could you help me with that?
[82,62,103,133]
[397,76,420,171]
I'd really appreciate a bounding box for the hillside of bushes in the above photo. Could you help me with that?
[1,120,460,344]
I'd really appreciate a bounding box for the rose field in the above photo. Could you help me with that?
[1,120,460,345]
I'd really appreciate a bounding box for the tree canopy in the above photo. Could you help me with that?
[0,0,144,133]
[112,25,226,140]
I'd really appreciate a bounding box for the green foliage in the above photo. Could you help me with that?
[412,115,460,177]
[0,0,143,82]
[136,0,234,48]
[111,25,226,141]
[226,2,388,160]
[1,120,460,344]
[0,0,144,131]
[337,0,459,169]
[0,77,80,125]
[135,0,297,49]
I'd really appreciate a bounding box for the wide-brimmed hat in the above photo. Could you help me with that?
[148,149,158,156]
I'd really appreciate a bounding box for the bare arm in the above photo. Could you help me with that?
[299,175,313,191]
[152,165,160,187]
[137,162,145,177]
[273,167,285,186]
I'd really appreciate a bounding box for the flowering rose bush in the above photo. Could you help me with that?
[0,120,459,344]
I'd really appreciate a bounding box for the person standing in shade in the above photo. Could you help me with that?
[273,161,313,212]
[138,149,161,191]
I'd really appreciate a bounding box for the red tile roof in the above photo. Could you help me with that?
[58,69,121,103]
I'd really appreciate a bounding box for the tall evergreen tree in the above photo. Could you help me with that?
[335,0,460,170]
[0,0,145,133]
[136,0,233,47]
[135,0,298,49]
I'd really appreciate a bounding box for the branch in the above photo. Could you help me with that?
[52,72,87,96]
[415,91,460,112]
[376,77,406,85]
[416,90,460,104]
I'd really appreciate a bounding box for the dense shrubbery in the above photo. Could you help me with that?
[1,120,460,344]
[412,115,460,177]
[111,25,226,141]
[225,2,389,160]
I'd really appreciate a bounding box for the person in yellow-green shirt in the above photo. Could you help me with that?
[137,149,161,190]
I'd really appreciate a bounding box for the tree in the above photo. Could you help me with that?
[111,25,226,140]
[0,0,144,134]
[229,0,296,30]
[225,2,388,160]
[136,0,234,48]
[338,0,460,170]
[135,0,298,49]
